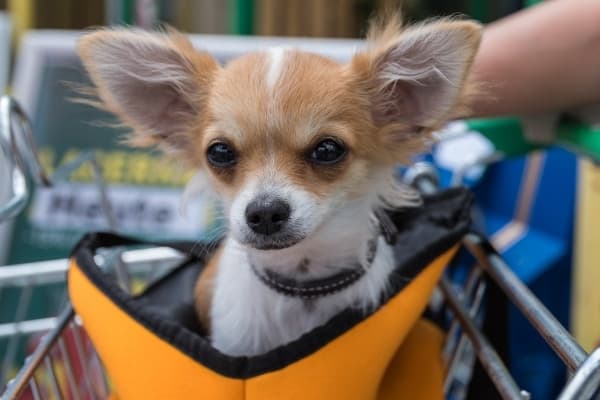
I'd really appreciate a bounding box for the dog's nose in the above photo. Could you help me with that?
[245,197,291,235]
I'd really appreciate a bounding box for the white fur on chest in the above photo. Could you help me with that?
[209,236,396,357]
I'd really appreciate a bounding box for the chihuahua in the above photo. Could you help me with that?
[78,14,481,357]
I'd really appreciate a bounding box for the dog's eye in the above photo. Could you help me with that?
[308,138,347,165]
[207,142,237,167]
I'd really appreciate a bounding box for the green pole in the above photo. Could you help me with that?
[468,0,489,23]
[122,0,135,25]
[524,0,544,6]
[229,0,254,35]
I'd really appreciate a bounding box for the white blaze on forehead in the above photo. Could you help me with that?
[266,47,288,90]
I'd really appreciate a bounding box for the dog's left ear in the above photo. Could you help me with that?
[352,19,482,139]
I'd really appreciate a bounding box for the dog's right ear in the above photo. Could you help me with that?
[77,28,219,154]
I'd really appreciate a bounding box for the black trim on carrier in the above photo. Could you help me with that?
[69,187,472,379]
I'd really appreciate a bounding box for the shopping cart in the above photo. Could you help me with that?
[0,95,191,398]
[0,92,599,400]
[0,245,184,400]
[0,95,116,397]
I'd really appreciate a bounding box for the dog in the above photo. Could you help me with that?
[78,13,481,357]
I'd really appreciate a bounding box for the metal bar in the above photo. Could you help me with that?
[90,350,110,397]
[0,169,27,222]
[464,233,588,371]
[58,336,81,400]
[0,285,33,384]
[119,246,182,265]
[51,151,118,232]
[89,157,117,231]
[29,376,41,400]
[44,356,63,400]
[114,251,131,293]
[6,97,51,187]
[56,288,70,318]
[0,247,182,287]
[558,348,600,400]
[442,267,482,361]
[94,248,131,293]
[0,259,68,286]
[444,280,487,392]
[0,317,59,338]
[0,112,27,221]
[0,96,52,222]
[70,324,96,399]
[405,162,593,394]
[439,278,527,400]
[50,151,95,182]
[1,307,74,400]
[403,162,439,195]
[72,314,109,398]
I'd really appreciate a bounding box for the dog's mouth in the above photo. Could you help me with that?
[242,232,306,251]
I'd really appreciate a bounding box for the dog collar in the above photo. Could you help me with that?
[250,263,367,299]
[250,209,398,299]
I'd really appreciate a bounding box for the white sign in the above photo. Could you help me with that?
[29,183,213,239]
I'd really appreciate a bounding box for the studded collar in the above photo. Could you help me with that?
[249,210,398,299]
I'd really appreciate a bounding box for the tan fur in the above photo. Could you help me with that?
[194,247,222,333]
[197,50,382,200]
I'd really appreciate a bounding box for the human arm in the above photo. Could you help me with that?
[467,0,600,118]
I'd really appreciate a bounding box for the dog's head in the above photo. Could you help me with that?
[78,16,480,252]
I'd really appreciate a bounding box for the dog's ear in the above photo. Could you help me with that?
[351,18,481,140]
[77,28,219,153]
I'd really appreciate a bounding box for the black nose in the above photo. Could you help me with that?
[245,197,291,235]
